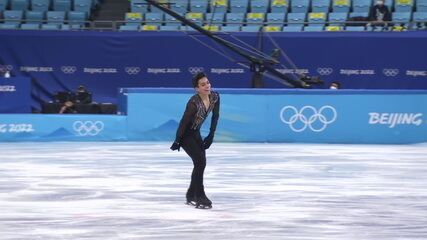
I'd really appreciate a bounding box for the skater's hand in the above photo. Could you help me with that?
[170,141,181,151]
[203,132,214,149]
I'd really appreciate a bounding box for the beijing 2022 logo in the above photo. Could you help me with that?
[280,105,337,132]
[73,121,104,136]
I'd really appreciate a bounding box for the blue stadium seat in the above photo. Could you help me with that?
[26,11,44,23]
[21,23,40,29]
[413,12,427,29]
[53,0,71,11]
[392,12,412,26]
[226,12,244,26]
[0,0,9,11]
[304,25,324,31]
[308,12,327,25]
[119,24,139,31]
[210,0,228,13]
[266,12,286,26]
[74,0,92,14]
[263,25,282,31]
[125,12,143,26]
[185,12,204,25]
[202,24,220,31]
[31,0,50,12]
[328,12,347,25]
[291,0,310,13]
[190,0,208,13]
[46,11,66,27]
[345,26,365,30]
[349,11,369,18]
[325,25,343,30]
[159,25,180,31]
[241,25,260,31]
[287,12,306,27]
[395,0,414,12]
[221,25,240,31]
[165,13,183,26]
[11,0,28,10]
[68,11,87,27]
[68,23,83,29]
[141,24,158,30]
[246,12,265,26]
[149,0,166,13]
[352,0,371,13]
[180,25,197,31]
[41,23,61,29]
[130,0,148,13]
[230,0,248,13]
[4,10,23,24]
[417,0,427,12]
[145,12,164,26]
[312,0,331,13]
[170,0,188,14]
[332,0,350,13]
[61,23,72,30]
[0,23,20,28]
[205,12,225,26]
[270,0,288,13]
[250,0,269,13]
[282,25,303,31]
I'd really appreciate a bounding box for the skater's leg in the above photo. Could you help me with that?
[181,133,211,208]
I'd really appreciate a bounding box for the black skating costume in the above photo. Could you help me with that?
[174,91,220,208]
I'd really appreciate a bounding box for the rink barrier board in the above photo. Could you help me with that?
[124,88,427,144]
[1,89,427,143]
[0,114,127,141]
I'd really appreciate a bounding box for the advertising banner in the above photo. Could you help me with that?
[124,88,427,144]
[0,114,126,141]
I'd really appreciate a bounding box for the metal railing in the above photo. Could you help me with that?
[0,18,426,31]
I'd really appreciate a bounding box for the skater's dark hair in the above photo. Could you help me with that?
[192,72,207,88]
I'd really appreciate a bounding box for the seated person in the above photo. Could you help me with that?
[59,101,77,114]
[368,0,391,27]
[346,0,391,27]
[75,85,92,104]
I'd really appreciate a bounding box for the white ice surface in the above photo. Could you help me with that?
[0,142,426,239]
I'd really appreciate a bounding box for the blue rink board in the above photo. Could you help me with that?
[123,88,427,144]
[0,114,127,141]
[1,89,427,143]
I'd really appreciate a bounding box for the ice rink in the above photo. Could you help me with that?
[1,142,426,240]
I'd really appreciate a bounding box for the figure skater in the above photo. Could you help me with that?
[170,72,220,209]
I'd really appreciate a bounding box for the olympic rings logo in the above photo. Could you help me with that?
[61,66,77,74]
[317,68,333,76]
[125,67,141,75]
[73,121,104,136]
[280,105,337,132]
[0,65,13,72]
[383,69,399,77]
[188,67,204,74]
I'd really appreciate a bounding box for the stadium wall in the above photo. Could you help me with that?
[0,30,427,110]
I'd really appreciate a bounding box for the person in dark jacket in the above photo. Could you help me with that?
[170,72,220,209]
[368,0,392,26]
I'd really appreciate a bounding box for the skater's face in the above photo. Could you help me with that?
[195,77,211,95]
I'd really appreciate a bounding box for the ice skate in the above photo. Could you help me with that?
[186,194,197,206]
[195,195,212,209]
